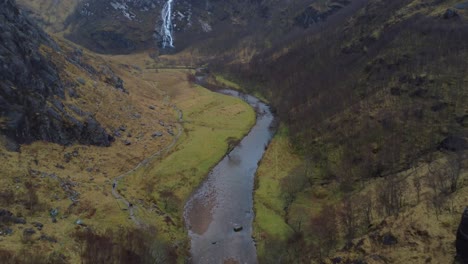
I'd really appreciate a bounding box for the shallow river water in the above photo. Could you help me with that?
[184,90,275,264]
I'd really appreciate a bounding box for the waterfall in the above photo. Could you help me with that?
[160,0,174,48]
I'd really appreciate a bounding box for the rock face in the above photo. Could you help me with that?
[456,208,468,263]
[294,0,351,28]
[56,0,348,53]
[0,0,111,147]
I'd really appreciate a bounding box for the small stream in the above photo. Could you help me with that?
[184,90,275,264]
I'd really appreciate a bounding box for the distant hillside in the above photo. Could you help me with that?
[18,0,351,55]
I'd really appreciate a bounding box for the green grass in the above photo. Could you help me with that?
[253,131,302,254]
[139,85,255,201]
[118,84,255,246]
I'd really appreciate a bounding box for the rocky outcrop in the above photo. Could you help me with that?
[0,0,112,148]
[456,208,468,263]
[294,0,351,28]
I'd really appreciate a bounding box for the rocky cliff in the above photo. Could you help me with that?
[18,0,348,54]
[0,0,112,148]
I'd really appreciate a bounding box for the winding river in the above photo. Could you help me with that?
[184,90,275,264]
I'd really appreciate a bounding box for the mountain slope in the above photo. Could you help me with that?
[0,0,112,148]
[216,0,468,262]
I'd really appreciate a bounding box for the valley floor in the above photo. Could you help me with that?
[0,52,255,263]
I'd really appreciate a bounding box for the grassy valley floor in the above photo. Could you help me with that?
[0,50,255,262]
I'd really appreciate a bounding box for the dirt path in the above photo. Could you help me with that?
[111,100,183,226]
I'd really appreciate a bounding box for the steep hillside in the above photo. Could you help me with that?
[231,0,468,178]
[215,0,468,262]
[0,0,112,148]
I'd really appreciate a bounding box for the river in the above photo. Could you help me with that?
[184,89,275,264]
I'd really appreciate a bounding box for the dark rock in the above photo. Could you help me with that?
[99,65,127,93]
[294,1,350,28]
[456,207,468,263]
[443,9,459,19]
[438,136,468,152]
[32,221,43,230]
[167,128,175,136]
[159,121,166,127]
[124,140,132,145]
[0,226,13,236]
[40,234,57,243]
[0,209,13,220]
[23,228,36,236]
[14,217,26,224]
[381,233,397,245]
[233,224,243,232]
[149,105,156,110]
[1,209,27,225]
[119,125,127,132]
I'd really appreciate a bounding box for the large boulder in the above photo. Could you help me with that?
[439,136,468,152]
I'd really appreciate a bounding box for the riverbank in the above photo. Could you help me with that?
[116,67,256,259]
[185,89,275,263]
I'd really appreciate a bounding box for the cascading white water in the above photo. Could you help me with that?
[160,0,174,48]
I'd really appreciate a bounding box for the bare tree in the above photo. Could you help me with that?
[377,176,406,217]
[412,176,422,204]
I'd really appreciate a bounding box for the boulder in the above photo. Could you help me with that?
[32,221,43,230]
[443,9,459,19]
[381,233,397,246]
[439,136,467,152]
[233,224,243,232]
[152,132,163,138]
[40,234,57,243]
[0,226,13,236]
[23,228,36,236]
[167,129,175,136]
